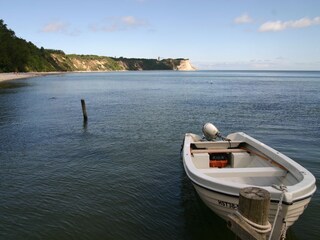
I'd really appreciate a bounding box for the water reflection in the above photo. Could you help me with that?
[180,171,300,240]
[180,173,235,240]
[0,81,30,91]
[82,120,88,131]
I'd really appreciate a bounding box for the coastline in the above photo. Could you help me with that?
[0,72,63,83]
[0,68,197,84]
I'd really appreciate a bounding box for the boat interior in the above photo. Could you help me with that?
[190,140,299,187]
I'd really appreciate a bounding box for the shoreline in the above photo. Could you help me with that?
[0,72,63,83]
[0,69,196,83]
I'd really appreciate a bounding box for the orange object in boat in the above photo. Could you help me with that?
[210,160,228,168]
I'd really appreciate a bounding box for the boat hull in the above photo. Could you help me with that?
[192,182,312,227]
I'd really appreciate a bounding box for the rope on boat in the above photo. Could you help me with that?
[235,211,272,234]
[268,184,288,240]
[281,222,287,240]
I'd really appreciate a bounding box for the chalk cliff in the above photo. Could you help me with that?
[176,59,197,71]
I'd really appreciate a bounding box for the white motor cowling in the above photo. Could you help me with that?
[202,123,220,141]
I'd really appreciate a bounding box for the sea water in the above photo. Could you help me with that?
[0,71,319,240]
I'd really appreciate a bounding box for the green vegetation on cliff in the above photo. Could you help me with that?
[0,19,191,72]
[0,20,65,72]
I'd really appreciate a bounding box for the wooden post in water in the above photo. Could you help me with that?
[81,99,88,122]
[227,187,271,240]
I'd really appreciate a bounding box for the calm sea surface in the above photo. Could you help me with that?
[0,71,319,240]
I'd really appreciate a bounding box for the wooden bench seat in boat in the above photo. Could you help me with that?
[191,148,247,154]
[191,141,243,149]
[199,167,287,178]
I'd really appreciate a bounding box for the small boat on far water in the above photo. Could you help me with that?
[182,123,316,238]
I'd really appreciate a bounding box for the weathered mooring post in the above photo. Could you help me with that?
[81,99,88,122]
[227,187,271,240]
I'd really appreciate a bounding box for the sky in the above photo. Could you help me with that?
[1,0,320,70]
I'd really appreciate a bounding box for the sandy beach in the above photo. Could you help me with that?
[0,72,62,83]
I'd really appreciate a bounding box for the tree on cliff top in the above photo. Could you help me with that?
[0,19,27,72]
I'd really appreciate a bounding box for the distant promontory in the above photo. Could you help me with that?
[0,19,196,73]
[50,51,196,71]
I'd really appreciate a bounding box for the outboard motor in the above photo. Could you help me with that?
[202,123,220,141]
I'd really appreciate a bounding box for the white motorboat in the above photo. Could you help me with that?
[182,123,316,237]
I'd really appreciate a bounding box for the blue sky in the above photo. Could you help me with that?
[1,0,320,70]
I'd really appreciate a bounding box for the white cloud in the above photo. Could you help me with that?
[259,16,320,32]
[234,14,253,24]
[41,22,67,33]
[41,21,80,36]
[121,16,146,26]
[195,57,320,70]
[194,58,291,70]
[90,16,148,32]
